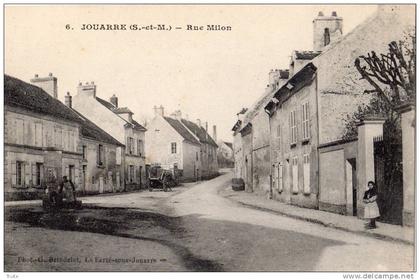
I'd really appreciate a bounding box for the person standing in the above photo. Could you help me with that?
[59,176,76,203]
[363,181,380,229]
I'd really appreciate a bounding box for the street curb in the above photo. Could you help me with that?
[222,193,414,246]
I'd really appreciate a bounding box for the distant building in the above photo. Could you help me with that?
[145,106,218,181]
[4,74,125,200]
[72,85,146,191]
[217,141,234,168]
[145,106,202,181]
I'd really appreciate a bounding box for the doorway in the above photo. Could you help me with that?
[346,158,357,216]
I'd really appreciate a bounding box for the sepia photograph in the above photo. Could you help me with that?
[2,3,416,274]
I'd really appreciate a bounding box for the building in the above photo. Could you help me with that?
[4,74,125,200]
[217,141,234,168]
[180,117,219,179]
[72,85,147,191]
[145,106,218,181]
[233,69,289,195]
[264,6,414,221]
[145,106,202,181]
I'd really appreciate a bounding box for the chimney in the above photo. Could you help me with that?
[313,10,343,51]
[196,119,201,127]
[153,105,164,117]
[213,125,217,142]
[65,92,72,108]
[30,73,58,98]
[110,94,118,107]
[170,110,182,119]
[77,81,97,98]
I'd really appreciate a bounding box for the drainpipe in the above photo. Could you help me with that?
[315,73,321,209]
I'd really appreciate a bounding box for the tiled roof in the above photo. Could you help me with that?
[4,75,124,146]
[295,51,322,60]
[180,119,218,147]
[96,97,115,110]
[131,119,147,131]
[265,63,317,114]
[163,117,201,145]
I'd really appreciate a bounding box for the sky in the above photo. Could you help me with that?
[5,4,378,142]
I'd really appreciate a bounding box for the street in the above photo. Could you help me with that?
[5,171,414,272]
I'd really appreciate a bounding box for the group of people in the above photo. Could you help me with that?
[46,176,77,205]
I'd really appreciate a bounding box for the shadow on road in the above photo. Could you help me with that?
[5,204,346,271]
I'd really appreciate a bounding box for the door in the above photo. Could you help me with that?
[139,166,143,188]
[82,165,87,192]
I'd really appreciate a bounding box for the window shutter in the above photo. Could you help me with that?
[292,159,298,193]
[24,162,30,187]
[278,164,283,191]
[11,161,16,186]
[31,163,36,186]
[116,147,122,165]
[303,154,310,194]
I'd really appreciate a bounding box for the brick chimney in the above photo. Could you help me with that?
[65,92,72,108]
[77,81,96,98]
[31,73,58,98]
[110,94,118,107]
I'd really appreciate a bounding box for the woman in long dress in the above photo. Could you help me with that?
[363,181,380,229]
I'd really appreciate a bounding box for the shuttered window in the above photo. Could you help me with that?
[171,142,177,154]
[303,154,310,194]
[16,119,24,145]
[34,122,43,147]
[302,102,310,140]
[289,111,297,145]
[278,164,283,192]
[292,157,298,194]
[16,161,23,186]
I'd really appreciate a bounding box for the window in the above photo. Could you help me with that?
[129,165,135,183]
[82,145,87,160]
[292,157,298,194]
[303,154,310,194]
[302,102,310,140]
[68,165,75,183]
[34,122,43,147]
[289,110,297,145]
[127,137,134,155]
[171,142,177,154]
[324,28,331,46]
[138,139,144,156]
[36,163,43,185]
[16,119,24,145]
[55,127,62,148]
[278,163,283,192]
[196,152,198,161]
[276,124,281,138]
[97,144,104,165]
[16,161,24,186]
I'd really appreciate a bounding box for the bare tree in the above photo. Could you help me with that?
[354,30,415,108]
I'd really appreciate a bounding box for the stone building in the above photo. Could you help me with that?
[180,118,219,179]
[146,106,218,181]
[217,141,234,168]
[4,74,125,200]
[145,106,202,181]
[234,69,289,195]
[72,85,147,191]
[264,6,414,221]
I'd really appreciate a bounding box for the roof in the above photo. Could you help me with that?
[113,107,133,114]
[180,119,218,147]
[163,117,201,145]
[96,96,146,131]
[265,63,317,115]
[4,74,124,147]
[224,142,233,150]
[294,51,322,60]
[72,110,125,146]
